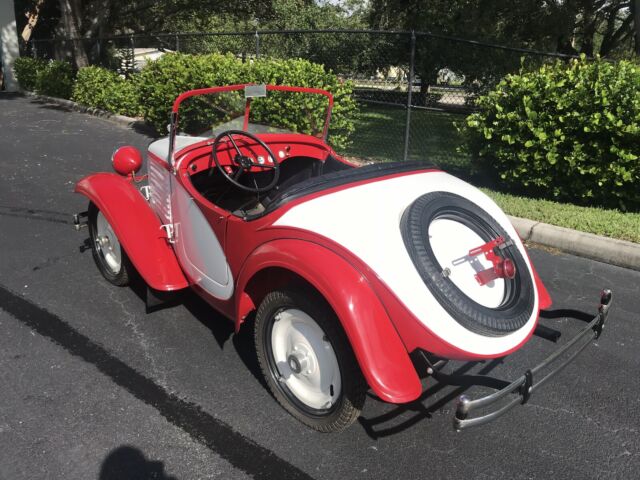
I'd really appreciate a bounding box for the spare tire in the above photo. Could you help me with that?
[401,192,535,337]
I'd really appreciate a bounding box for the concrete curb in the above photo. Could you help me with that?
[18,91,640,271]
[509,215,640,271]
[22,91,154,133]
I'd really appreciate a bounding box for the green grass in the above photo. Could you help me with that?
[483,189,640,244]
[341,102,640,244]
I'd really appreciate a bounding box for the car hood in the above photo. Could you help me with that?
[273,170,539,356]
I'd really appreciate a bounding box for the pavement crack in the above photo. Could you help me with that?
[526,221,540,241]
[101,283,170,391]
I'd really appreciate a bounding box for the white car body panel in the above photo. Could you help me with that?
[170,176,234,300]
[148,136,209,162]
[274,171,539,356]
[146,144,233,300]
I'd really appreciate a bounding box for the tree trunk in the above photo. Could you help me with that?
[58,0,89,68]
[0,0,20,91]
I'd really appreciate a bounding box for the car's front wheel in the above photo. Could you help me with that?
[88,202,132,286]
[254,288,367,432]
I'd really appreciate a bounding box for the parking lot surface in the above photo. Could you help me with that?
[1,93,639,479]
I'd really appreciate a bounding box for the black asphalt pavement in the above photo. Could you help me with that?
[1,93,639,480]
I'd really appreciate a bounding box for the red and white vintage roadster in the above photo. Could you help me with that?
[74,84,612,432]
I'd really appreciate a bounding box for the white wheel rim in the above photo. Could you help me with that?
[95,211,122,273]
[270,309,341,410]
[428,218,506,308]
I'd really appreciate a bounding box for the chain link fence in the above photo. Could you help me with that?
[28,30,578,172]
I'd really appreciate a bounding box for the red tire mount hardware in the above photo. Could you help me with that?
[468,236,517,286]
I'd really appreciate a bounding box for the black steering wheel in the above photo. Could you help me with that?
[210,130,280,193]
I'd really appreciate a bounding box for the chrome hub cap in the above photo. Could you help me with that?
[95,212,122,273]
[271,309,341,410]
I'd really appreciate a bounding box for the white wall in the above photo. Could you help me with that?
[0,1,20,91]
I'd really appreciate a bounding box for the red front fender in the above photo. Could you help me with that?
[75,173,188,291]
[236,239,423,404]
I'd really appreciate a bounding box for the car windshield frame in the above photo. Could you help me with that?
[167,84,334,169]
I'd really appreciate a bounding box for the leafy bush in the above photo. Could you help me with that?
[136,53,248,135]
[13,57,46,91]
[461,57,640,211]
[136,53,358,150]
[35,60,75,99]
[248,58,358,150]
[72,66,141,117]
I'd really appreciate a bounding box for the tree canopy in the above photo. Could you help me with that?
[13,0,640,71]
[368,0,638,57]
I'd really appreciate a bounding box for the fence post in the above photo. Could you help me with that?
[255,30,260,58]
[403,30,416,162]
[31,39,37,58]
[129,34,135,75]
[175,33,180,52]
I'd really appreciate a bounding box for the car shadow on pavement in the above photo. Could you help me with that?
[358,358,504,439]
[99,445,177,480]
[180,291,266,387]
[540,308,593,323]
[122,274,270,390]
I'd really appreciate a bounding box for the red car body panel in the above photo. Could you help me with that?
[235,239,423,403]
[527,251,553,310]
[75,173,189,291]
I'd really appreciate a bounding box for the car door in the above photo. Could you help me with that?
[169,174,234,300]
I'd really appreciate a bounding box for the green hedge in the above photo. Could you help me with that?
[13,57,46,91]
[13,53,358,149]
[72,66,141,117]
[35,60,75,99]
[461,57,640,211]
[136,53,358,149]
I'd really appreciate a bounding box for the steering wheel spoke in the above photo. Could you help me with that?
[225,133,244,157]
[232,167,244,180]
[209,130,280,194]
[251,161,277,170]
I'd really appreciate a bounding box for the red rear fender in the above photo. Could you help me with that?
[236,239,423,404]
[75,173,188,291]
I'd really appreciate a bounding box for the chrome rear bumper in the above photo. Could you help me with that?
[452,289,612,431]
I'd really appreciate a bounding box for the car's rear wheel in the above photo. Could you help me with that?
[254,288,367,432]
[88,202,131,286]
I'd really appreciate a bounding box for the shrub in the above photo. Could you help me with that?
[35,60,75,99]
[460,57,640,211]
[72,66,141,117]
[12,57,46,91]
[136,53,358,150]
[247,58,358,150]
[136,53,248,135]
